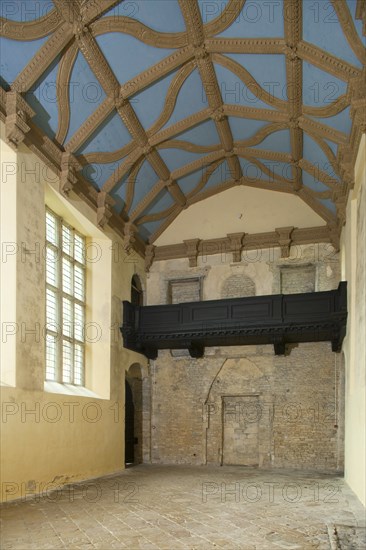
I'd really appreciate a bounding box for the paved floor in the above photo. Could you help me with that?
[1,465,365,549]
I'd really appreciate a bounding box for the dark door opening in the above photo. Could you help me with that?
[125,379,134,465]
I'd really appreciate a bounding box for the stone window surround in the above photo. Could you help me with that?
[159,267,211,305]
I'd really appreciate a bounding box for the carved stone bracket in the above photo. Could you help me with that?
[145,244,156,272]
[327,222,341,251]
[184,238,200,267]
[349,74,366,132]
[60,152,82,195]
[5,91,35,150]
[227,232,245,263]
[333,190,348,227]
[276,226,294,258]
[337,144,354,187]
[97,191,114,228]
[123,221,137,253]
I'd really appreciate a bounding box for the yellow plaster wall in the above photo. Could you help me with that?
[341,134,366,506]
[0,124,147,502]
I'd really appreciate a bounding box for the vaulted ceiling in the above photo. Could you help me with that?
[0,0,365,258]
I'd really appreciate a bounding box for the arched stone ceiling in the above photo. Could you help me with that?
[0,0,365,257]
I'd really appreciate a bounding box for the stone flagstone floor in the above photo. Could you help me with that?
[1,465,365,549]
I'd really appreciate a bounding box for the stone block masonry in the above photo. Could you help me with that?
[147,243,344,472]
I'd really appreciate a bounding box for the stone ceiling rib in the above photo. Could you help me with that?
[129,180,166,222]
[284,0,303,192]
[0,10,63,40]
[238,156,294,188]
[299,117,349,145]
[212,53,288,111]
[148,205,185,244]
[123,158,144,213]
[179,0,243,184]
[103,148,144,194]
[170,150,226,181]
[331,0,366,65]
[299,160,341,191]
[145,62,196,137]
[203,0,246,37]
[297,42,361,80]
[81,0,123,26]
[234,148,292,163]
[186,160,225,199]
[54,1,189,214]
[91,17,188,49]
[119,47,195,99]
[223,105,289,122]
[135,204,178,226]
[55,43,79,145]
[235,122,289,148]
[302,95,349,118]
[79,141,136,166]
[298,187,335,225]
[1,0,364,253]
[150,109,212,144]
[206,38,286,54]
[157,140,221,154]
[356,0,366,35]
[65,97,115,152]
[307,131,341,175]
[11,24,74,93]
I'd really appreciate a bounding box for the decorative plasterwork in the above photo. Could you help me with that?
[276,226,294,258]
[59,152,81,195]
[122,221,137,253]
[4,90,35,150]
[153,226,332,263]
[144,245,156,273]
[97,191,114,229]
[227,232,245,263]
[184,238,201,268]
[0,0,365,261]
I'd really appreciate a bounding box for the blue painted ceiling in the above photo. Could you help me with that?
[0,0,365,243]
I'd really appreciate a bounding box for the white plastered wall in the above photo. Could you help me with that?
[341,134,366,507]
[0,122,147,502]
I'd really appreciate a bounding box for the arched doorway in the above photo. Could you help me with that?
[131,274,143,306]
[125,379,134,465]
[125,363,150,465]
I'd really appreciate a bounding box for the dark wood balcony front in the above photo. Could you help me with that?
[121,282,347,359]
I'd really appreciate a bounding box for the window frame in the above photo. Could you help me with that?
[45,207,86,386]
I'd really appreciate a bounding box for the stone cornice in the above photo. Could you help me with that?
[152,226,333,263]
[0,0,364,251]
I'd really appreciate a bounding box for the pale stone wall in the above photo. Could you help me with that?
[147,243,344,472]
[0,124,147,502]
[341,134,366,506]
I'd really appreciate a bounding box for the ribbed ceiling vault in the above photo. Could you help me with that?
[0,0,365,260]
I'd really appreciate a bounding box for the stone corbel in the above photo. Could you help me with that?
[333,190,347,227]
[227,232,245,263]
[60,152,82,195]
[123,221,137,253]
[5,91,35,150]
[337,144,354,186]
[145,244,155,272]
[327,222,341,251]
[276,226,294,258]
[349,75,366,133]
[97,191,114,229]
[184,238,200,267]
